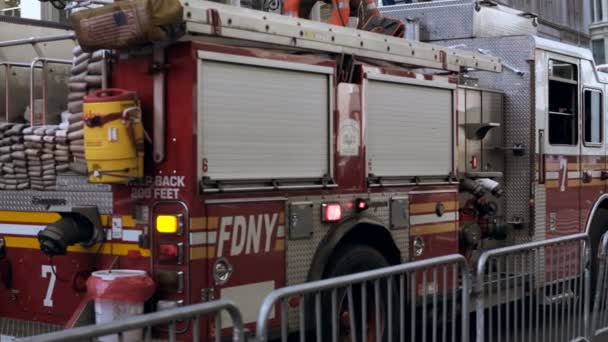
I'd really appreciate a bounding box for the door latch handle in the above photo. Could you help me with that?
[601,171,608,180]
[583,170,592,183]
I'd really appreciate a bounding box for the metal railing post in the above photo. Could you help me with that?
[584,241,592,340]
[475,233,589,342]
[0,34,75,49]
[255,253,468,342]
[28,57,72,126]
[591,232,608,338]
[17,299,245,342]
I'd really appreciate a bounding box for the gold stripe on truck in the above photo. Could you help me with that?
[0,211,136,228]
[410,222,457,236]
[4,236,150,257]
[190,246,217,260]
[410,201,457,215]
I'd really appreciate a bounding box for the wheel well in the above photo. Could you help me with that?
[333,223,401,266]
[586,195,608,234]
[307,220,402,282]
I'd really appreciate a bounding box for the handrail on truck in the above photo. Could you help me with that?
[0,62,43,122]
[0,33,75,49]
[29,58,72,126]
[0,33,75,124]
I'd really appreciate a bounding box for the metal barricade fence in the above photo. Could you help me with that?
[255,254,470,342]
[475,233,590,342]
[591,231,608,338]
[16,299,245,342]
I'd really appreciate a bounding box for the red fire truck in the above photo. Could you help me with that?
[0,0,604,340]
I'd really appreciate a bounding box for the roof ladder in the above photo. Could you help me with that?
[181,0,502,73]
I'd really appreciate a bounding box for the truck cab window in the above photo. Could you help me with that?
[548,60,578,145]
[584,89,603,145]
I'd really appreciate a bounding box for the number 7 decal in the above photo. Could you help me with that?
[41,265,56,307]
[559,158,568,192]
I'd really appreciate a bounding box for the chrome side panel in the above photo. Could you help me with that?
[440,36,537,244]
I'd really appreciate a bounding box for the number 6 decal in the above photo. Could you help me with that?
[41,265,56,307]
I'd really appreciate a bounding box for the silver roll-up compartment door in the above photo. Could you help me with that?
[197,52,333,183]
[365,74,455,178]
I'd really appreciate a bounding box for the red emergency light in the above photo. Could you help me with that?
[322,203,342,223]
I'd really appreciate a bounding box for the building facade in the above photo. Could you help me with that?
[591,0,608,65]
[1,0,67,24]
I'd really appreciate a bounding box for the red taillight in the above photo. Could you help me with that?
[158,243,182,264]
[160,244,178,257]
[471,155,478,169]
[322,203,342,222]
[356,198,369,211]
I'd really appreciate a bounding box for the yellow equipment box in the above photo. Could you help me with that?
[83,89,144,183]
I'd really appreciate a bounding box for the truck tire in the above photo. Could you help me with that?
[321,244,398,342]
[589,208,608,302]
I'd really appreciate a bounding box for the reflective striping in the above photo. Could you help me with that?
[191,217,222,231]
[190,246,216,260]
[545,163,578,172]
[410,222,457,235]
[408,189,458,195]
[190,217,207,231]
[208,217,219,230]
[275,239,285,252]
[410,211,457,225]
[0,224,44,236]
[546,170,604,181]
[0,223,142,242]
[276,225,285,238]
[0,211,59,224]
[546,171,559,180]
[546,179,605,189]
[410,201,457,215]
[0,211,136,229]
[3,236,150,256]
[190,231,217,245]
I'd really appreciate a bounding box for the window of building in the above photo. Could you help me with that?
[584,89,603,145]
[1,0,21,17]
[548,60,578,145]
[592,0,596,22]
[593,39,606,65]
[599,0,605,22]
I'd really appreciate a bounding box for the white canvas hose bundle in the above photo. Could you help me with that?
[66,45,107,174]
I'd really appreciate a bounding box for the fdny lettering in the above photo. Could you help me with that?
[130,176,186,200]
[217,213,281,257]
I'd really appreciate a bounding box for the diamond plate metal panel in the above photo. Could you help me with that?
[55,174,111,192]
[381,0,537,42]
[533,184,547,243]
[381,0,476,41]
[0,175,112,213]
[0,189,113,214]
[435,36,537,246]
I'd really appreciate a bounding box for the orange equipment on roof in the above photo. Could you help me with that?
[282,0,404,37]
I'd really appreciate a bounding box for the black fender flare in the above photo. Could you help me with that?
[306,214,401,282]
[585,194,608,233]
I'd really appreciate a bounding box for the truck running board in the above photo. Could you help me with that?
[181,0,503,73]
